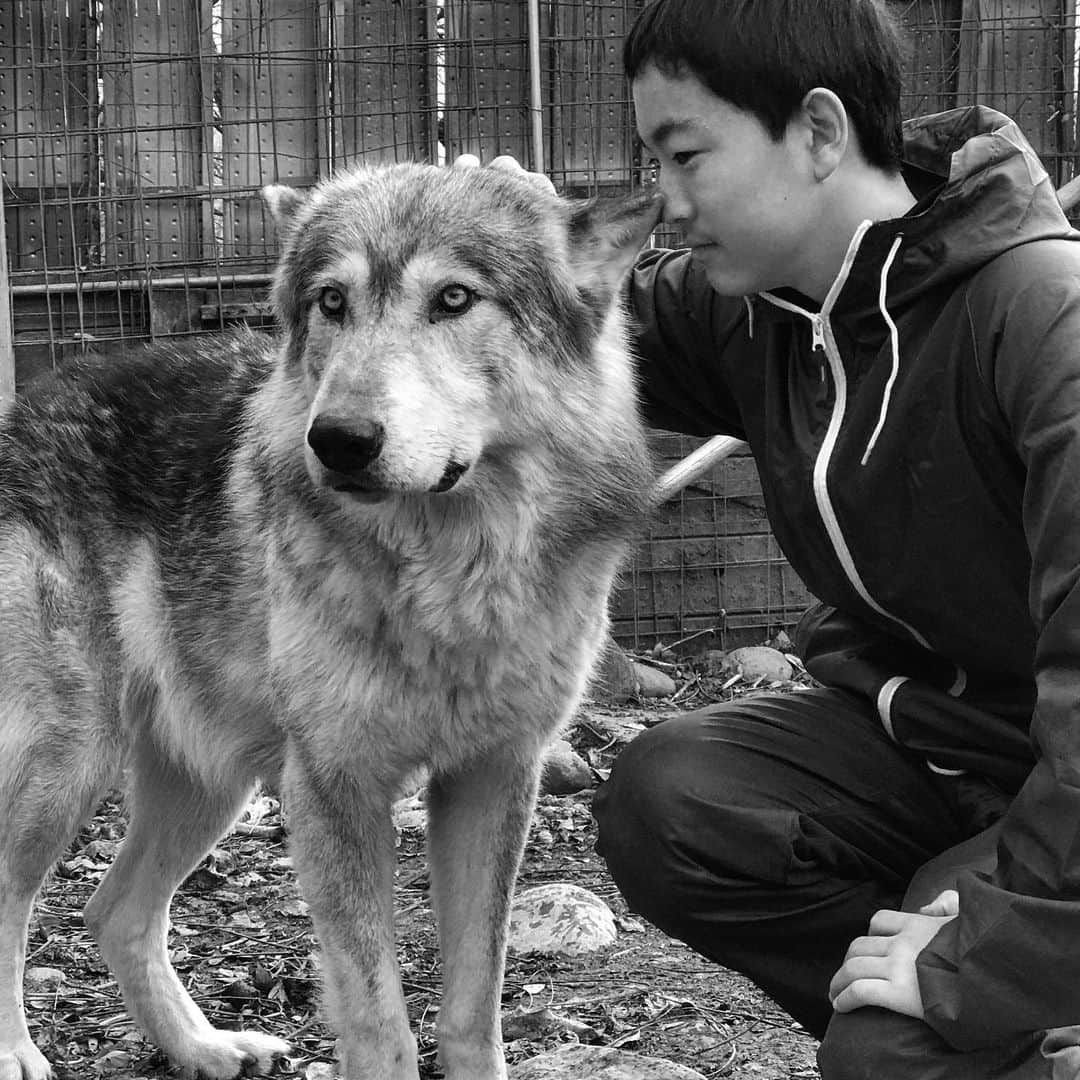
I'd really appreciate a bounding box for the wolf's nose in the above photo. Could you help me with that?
[307,415,385,474]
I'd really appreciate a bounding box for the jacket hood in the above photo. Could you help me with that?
[759,106,1078,321]
[894,106,1076,292]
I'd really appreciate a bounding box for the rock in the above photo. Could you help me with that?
[723,645,794,682]
[591,638,639,702]
[507,883,617,956]
[508,1044,707,1079]
[590,637,678,702]
[502,1007,599,1044]
[392,792,427,834]
[24,967,66,991]
[541,739,594,795]
[631,661,677,698]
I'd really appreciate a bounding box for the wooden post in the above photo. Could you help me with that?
[548,0,636,193]
[442,2,532,166]
[331,0,434,167]
[957,0,1073,169]
[220,0,320,266]
[0,179,14,410]
[526,0,545,175]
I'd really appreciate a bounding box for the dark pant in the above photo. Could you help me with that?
[592,689,1053,1079]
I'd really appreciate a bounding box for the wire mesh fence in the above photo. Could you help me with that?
[1,0,1076,650]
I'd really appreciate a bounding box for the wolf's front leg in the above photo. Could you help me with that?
[426,745,546,1080]
[281,750,418,1080]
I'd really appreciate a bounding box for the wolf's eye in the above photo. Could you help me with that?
[318,286,346,319]
[432,283,475,320]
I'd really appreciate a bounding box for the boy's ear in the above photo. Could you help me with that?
[800,87,848,181]
[262,183,309,232]
[567,188,664,301]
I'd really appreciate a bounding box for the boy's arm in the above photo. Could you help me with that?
[628,247,754,437]
[914,250,1080,1049]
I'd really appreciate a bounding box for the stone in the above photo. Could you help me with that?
[508,1044,707,1079]
[392,792,427,834]
[591,638,639,702]
[631,661,677,698]
[24,967,66,991]
[723,645,794,682]
[507,883,617,956]
[540,739,594,795]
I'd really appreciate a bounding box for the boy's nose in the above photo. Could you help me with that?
[658,175,690,226]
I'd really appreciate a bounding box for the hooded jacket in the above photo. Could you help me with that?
[628,106,1080,1049]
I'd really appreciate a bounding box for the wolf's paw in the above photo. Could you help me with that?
[176,1030,290,1078]
[0,1039,52,1080]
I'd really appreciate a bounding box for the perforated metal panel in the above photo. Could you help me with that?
[548,0,637,191]
[101,0,207,268]
[442,2,533,166]
[332,1,435,167]
[0,1,94,275]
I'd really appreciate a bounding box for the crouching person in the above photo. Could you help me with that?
[589,0,1080,1076]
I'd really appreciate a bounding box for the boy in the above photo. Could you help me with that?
[469,0,1080,1075]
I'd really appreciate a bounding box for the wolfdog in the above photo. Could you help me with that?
[0,164,660,1080]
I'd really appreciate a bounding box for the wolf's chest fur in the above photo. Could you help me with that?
[253,461,620,774]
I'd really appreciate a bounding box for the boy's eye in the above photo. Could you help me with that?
[672,150,698,166]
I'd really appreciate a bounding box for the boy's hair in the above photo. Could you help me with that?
[623,0,906,173]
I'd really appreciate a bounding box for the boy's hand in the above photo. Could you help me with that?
[451,154,556,194]
[828,897,958,1019]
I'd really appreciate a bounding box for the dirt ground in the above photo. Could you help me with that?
[25,679,822,1080]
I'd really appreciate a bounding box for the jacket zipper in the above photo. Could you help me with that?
[760,229,932,651]
[811,314,827,382]
[811,307,931,649]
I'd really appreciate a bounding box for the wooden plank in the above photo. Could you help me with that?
[548,0,639,193]
[220,0,321,265]
[332,0,435,167]
[198,0,219,262]
[957,0,1069,161]
[0,176,13,410]
[898,0,964,116]
[0,1,94,276]
[443,2,533,166]
[100,0,205,269]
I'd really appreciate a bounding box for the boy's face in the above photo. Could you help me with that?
[633,63,817,297]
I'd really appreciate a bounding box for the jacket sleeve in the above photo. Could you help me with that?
[917,249,1080,1049]
[628,247,754,437]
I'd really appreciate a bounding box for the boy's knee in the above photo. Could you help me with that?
[593,708,787,923]
[593,716,692,828]
[593,714,716,917]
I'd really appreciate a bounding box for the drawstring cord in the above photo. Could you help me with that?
[860,234,904,466]
[743,296,756,339]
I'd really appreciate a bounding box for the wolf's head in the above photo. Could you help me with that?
[263,164,661,503]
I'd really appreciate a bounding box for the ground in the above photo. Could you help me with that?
[24,668,821,1080]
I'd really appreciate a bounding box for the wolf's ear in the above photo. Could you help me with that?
[262,183,308,232]
[567,188,664,301]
